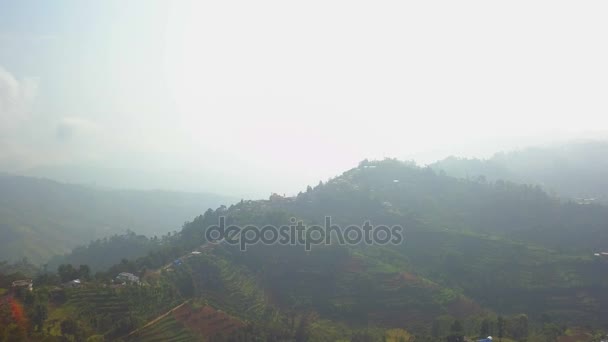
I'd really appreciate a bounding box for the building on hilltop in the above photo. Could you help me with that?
[115,272,140,284]
[62,279,81,288]
[11,279,33,292]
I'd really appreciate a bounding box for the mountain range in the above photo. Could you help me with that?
[0,173,235,263]
[2,142,608,341]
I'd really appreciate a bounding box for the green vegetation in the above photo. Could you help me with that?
[48,232,163,272]
[432,141,608,203]
[129,314,196,342]
[0,173,234,263]
[2,159,608,341]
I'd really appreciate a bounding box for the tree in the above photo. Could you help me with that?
[57,264,77,282]
[294,314,311,342]
[31,303,48,332]
[351,332,374,342]
[60,319,78,337]
[542,323,562,342]
[0,300,27,341]
[509,314,529,341]
[451,320,464,335]
[497,316,505,342]
[432,319,441,338]
[480,318,491,338]
[447,320,465,342]
[385,328,414,342]
[78,265,90,281]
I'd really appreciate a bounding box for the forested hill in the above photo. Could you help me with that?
[4,159,608,340]
[431,141,608,203]
[0,173,235,263]
[283,158,608,252]
[106,159,608,338]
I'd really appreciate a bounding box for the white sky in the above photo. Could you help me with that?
[1,1,607,198]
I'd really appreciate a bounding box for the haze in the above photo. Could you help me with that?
[1,0,607,198]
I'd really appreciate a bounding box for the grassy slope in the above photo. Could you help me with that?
[0,174,235,263]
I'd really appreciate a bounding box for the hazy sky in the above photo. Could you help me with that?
[1,0,607,198]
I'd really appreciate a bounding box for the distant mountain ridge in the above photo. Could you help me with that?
[0,173,236,263]
[431,141,608,203]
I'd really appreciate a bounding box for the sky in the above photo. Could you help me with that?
[1,0,607,198]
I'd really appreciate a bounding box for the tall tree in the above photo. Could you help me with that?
[447,320,465,342]
[509,314,529,341]
[497,316,505,342]
[480,318,491,338]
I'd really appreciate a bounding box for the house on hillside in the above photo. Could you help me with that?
[11,279,33,292]
[62,279,81,288]
[576,198,597,205]
[115,272,140,284]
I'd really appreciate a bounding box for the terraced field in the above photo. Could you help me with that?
[127,303,245,341]
[173,303,245,337]
[68,288,129,315]
[128,314,197,342]
[185,255,269,320]
[62,286,182,339]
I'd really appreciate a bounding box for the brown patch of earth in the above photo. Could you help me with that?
[172,303,245,337]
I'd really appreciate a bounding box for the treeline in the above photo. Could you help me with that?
[47,231,164,272]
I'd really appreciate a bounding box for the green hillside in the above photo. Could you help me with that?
[0,174,235,263]
[3,159,608,341]
[115,160,608,339]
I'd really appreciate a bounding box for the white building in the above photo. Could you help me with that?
[116,272,140,284]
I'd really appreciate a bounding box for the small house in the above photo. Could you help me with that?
[11,279,33,292]
[63,279,81,288]
[115,272,140,284]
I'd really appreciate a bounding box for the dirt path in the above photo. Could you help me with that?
[121,300,190,340]
[124,237,237,339]
[160,239,225,271]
